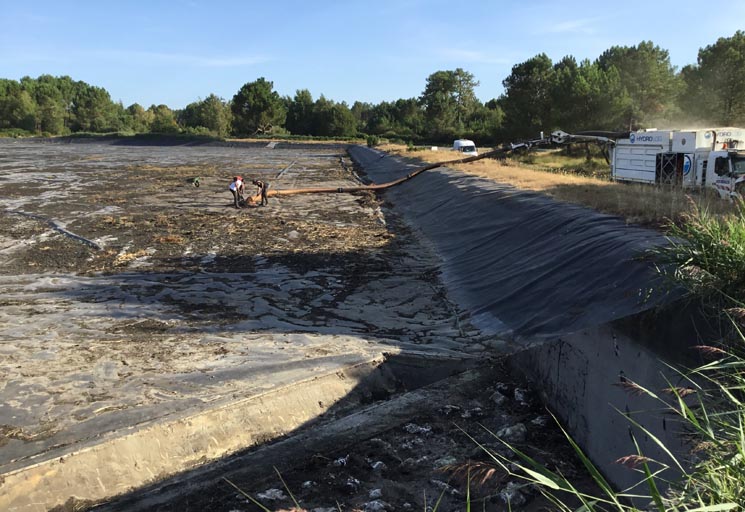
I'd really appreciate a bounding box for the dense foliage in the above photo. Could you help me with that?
[231,78,286,136]
[2,32,744,143]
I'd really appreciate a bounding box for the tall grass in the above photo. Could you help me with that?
[653,199,745,310]
[514,148,610,179]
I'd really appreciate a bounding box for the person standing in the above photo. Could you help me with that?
[252,179,270,206]
[229,176,244,208]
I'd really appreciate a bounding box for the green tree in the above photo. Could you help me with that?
[124,103,152,133]
[391,98,425,138]
[200,94,231,136]
[180,94,231,136]
[597,41,681,128]
[33,79,65,134]
[311,96,357,137]
[420,68,480,139]
[365,101,395,136]
[53,76,78,131]
[72,85,118,132]
[468,99,504,141]
[421,70,457,137]
[179,101,201,129]
[110,101,128,133]
[231,77,286,136]
[0,80,36,131]
[7,75,125,134]
[551,57,630,132]
[285,89,315,135]
[499,53,555,139]
[364,99,425,139]
[148,104,179,133]
[550,56,583,130]
[350,101,373,133]
[680,31,745,125]
[452,68,480,130]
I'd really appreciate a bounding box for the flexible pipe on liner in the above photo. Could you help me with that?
[244,147,509,203]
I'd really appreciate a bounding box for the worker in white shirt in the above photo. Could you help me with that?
[229,176,244,208]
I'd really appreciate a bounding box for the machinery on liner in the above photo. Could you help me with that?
[551,128,745,198]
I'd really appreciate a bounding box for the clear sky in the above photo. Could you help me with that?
[2,0,743,110]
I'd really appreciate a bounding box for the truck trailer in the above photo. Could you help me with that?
[610,128,745,197]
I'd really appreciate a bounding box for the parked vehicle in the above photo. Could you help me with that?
[551,128,745,198]
[453,139,478,156]
[611,128,745,197]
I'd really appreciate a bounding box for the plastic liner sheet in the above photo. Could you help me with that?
[350,146,670,340]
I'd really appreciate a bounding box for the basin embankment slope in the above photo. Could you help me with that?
[351,145,707,491]
[350,146,668,340]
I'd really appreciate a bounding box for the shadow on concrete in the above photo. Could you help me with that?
[3,238,487,511]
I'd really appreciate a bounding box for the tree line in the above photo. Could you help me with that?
[1,31,743,144]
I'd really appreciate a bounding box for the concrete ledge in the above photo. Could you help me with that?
[507,312,702,491]
[1,355,390,512]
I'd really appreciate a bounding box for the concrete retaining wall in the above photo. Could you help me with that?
[507,304,723,491]
[508,320,686,491]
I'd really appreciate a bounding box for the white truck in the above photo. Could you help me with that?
[610,128,745,197]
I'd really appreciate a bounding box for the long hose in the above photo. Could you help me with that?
[245,147,509,203]
[5,209,104,251]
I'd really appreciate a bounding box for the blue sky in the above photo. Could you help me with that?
[2,0,743,109]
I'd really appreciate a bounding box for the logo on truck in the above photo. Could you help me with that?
[629,132,663,144]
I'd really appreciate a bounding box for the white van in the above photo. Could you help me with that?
[453,139,478,156]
